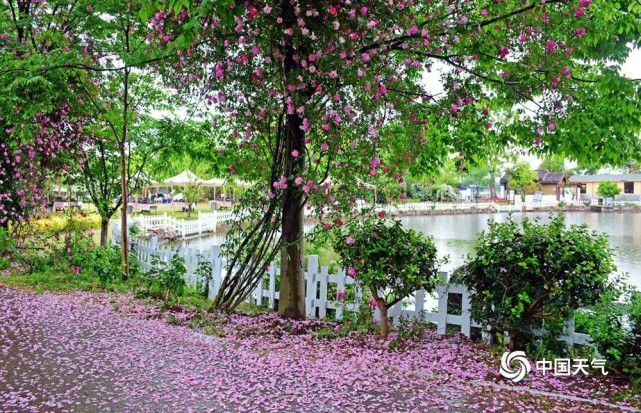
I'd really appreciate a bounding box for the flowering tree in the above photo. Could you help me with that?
[0,1,92,232]
[2,0,175,274]
[147,0,641,318]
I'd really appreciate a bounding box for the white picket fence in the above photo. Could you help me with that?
[119,234,592,347]
[128,210,237,238]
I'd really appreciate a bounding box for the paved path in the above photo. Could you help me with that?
[0,287,637,412]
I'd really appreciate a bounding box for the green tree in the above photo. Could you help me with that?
[333,217,444,338]
[1,0,172,275]
[538,155,566,173]
[180,183,201,217]
[76,116,171,247]
[597,181,621,198]
[508,163,538,202]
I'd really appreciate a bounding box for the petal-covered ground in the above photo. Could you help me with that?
[0,286,639,413]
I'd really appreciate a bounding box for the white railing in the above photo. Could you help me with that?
[126,210,242,239]
[374,200,563,214]
[115,233,592,347]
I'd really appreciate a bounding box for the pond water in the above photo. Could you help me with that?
[185,211,641,290]
[399,212,641,290]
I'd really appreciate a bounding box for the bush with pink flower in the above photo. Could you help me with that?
[333,216,446,338]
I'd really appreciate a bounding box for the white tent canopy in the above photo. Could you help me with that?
[162,169,205,186]
[202,177,227,187]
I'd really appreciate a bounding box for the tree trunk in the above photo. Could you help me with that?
[378,298,390,339]
[489,179,497,198]
[100,217,109,247]
[278,220,305,319]
[277,112,306,319]
[119,65,131,276]
[119,142,130,276]
[277,8,307,319]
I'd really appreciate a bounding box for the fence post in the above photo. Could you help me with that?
[336,268,346,321]
[213,209,218,233]
[209,245,222,301]
[305,255,319,318]
[415,289,425,315]
[461,286,472,338]
[268,264,276,310]
[198,210,202,235]
[562,316,576,347]
[436,285,448,335]
[254,267,264,307]
[318,265,329,319]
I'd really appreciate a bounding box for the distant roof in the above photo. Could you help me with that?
[500,169,565,184]
[537,170,566,184]
[568,174,641,183]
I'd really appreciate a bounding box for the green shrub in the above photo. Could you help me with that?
[408,183,458,202]
[576,287,641,388]
[0,228,14,270]
[141,251,187,300]
[195,255,213,298]
[454,214,616,350]
[333,216,445,338]
[597,181,621,198]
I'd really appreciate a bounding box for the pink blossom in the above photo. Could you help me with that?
[377,211,385,218]
[546,40,556,52]
[291,149,300,158]
[345,236,354,245]
[336,291,346,301]
[320,142,329,152]
[547,119,557,132]
[323,223,331,230]
[575,27,586,38]
[370,299,378,307]
[576,8,585,17]
[347,267,356,276]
